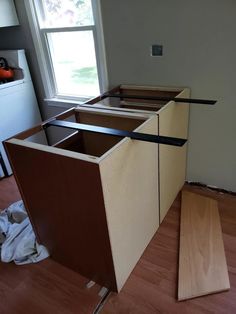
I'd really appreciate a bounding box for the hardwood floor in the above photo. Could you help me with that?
[102,185,236,314]
[0,176,236,313]
[0,175,21,209]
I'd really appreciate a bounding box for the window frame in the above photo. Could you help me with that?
[25,0,108,104]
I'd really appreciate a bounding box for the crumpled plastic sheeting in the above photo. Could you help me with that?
[0,200,49,265]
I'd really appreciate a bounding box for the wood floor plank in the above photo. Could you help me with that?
[178,191,230,301]
[0,176,21,209]
[1,177,236,313]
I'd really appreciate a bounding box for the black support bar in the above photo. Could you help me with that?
[101,93,217,105]
[47,120,187,147]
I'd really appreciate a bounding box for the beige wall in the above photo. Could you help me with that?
[100,0,236,191]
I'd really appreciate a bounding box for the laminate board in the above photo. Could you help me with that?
[178,191,230,300]
[100,115,159,292]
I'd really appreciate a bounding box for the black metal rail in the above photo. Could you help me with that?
[101,93,217,105]
[46,120,187,147]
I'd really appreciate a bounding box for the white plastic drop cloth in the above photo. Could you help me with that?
[0,200,49,265]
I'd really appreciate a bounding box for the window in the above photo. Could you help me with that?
[25,0,107,102]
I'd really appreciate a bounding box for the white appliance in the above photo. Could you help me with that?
[0,0,19,27]
[0,49,47,178]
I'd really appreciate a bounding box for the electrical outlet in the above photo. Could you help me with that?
[151,44,163,56]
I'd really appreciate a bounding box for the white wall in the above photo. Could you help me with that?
[101,0,236,191]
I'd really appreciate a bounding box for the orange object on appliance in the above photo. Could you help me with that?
[0,57,14,80]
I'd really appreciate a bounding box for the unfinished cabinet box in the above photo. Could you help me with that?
[84,84,190,222]
[5,85,189,292]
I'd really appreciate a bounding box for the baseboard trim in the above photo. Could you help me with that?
[185,181,236,196]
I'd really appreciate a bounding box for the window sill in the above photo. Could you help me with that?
[45,97,85,109]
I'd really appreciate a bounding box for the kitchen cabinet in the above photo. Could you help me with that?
[0,0,19,27]
[5,85,189,292]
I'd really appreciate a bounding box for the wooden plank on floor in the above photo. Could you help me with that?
[178,191,230,301]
